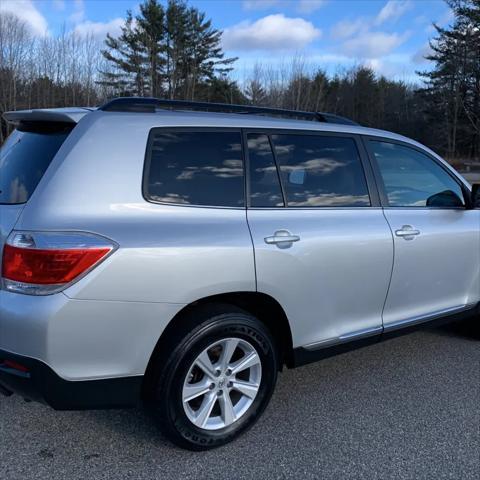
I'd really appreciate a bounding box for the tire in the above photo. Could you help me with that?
[150,304,278,450]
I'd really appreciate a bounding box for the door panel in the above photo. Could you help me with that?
[368,139,480,328]
[248,209,393,348]
[382,208,480,327]
[245,131,393,349]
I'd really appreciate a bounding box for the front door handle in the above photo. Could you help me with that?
[395,225,420,240]
[264,230,300,247]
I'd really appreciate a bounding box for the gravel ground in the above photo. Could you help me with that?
[1,320,479,480]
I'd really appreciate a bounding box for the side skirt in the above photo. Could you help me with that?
[292,302,479,368]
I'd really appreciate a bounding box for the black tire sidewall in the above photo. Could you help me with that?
[156,313,278,450]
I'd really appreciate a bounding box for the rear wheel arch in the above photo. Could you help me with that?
[142,292,293,400]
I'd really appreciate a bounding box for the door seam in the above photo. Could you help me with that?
[381,208,396,333]
[245,208,258,292]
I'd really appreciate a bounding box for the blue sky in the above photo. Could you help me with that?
[0,0,455,82]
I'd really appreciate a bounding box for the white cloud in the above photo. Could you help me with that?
[52,0,65,11]
[243,0,326,12]
[362,54,419,81]
[412,42,433,64]
[331,18,367,40]
[425,8,454,33]
[437,8,454,26]
[341,31,410,58]
[330,3,411,60]
[242,0,282,10]
[223,14,321,51]
[0,0,48,36]
[69,0,86,25]
[375,0,412,25]
[74,18,124,39]
[297,0,327,13]
[414,15,428,25]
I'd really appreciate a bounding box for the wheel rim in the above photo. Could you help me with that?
[182,338,262,431]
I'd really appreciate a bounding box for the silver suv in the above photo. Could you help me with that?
[1,98,479,450]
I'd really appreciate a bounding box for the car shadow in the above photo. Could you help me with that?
[85,406,175,447]
[428,318,480,341]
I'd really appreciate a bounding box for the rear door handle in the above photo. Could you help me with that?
[395,225,420,240]
[264,230,300,246]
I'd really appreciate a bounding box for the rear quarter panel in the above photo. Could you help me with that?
[15,112,256,303]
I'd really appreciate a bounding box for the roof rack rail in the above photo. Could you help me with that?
[99,97,359,126]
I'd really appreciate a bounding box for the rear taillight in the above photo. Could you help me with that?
[1,231,116,295]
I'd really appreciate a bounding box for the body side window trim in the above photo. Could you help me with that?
[267,134,288,207]
[242,130,287,209]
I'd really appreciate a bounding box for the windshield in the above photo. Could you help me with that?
[0,125,71,204]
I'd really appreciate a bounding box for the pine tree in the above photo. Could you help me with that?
[419,0,480,159]
[98,0,237,100]
[99,12,148,96]
[165,0,190,99]
[180,6,237,100]
[136,0,165,97]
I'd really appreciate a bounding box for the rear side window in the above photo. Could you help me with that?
[247,133,284,207]
[0,125,71,204]
[271,134,370,207]
[145,131,244,207]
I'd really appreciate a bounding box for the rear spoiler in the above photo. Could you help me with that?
[3,107,94,125]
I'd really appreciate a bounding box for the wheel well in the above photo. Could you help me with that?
[142,292,294,400]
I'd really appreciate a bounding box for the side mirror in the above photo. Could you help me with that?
[426,190,464,208]
[472,184,480,208]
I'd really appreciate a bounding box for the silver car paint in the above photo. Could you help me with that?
[0,290,184,380]
[381,208,480,327]
[247,208,393,348]
[0,108,478,382]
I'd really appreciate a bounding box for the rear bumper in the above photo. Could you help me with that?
[0,289,184,381]
[0,348,142,410]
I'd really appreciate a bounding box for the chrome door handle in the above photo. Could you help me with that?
[264,230,300,246]
[395,225,420,240]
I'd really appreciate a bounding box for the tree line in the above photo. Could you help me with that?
[0,0,478,162]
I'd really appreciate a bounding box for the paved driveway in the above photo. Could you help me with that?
[1,320,479,480]
[461,172,480,184]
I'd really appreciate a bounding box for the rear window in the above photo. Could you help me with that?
[0,124,71,204]
[144,130,245,207]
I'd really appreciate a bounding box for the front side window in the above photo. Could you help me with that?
[145,131,244,207]
[270,134,370,207]
[370,141,465,208]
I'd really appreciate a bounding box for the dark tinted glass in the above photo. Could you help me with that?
[145,131,244,207]
[247,133,284,207]
[370,141,465,207]
[271,134,370,207]
[0,129,70,204]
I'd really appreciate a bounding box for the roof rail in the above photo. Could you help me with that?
[99,97,359,126]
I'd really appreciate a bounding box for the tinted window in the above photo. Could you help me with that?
[247,133,284,207]
[0,127,70,204]
[145,131,244,207]
[370,141,465,207]
[271,134,370,207]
